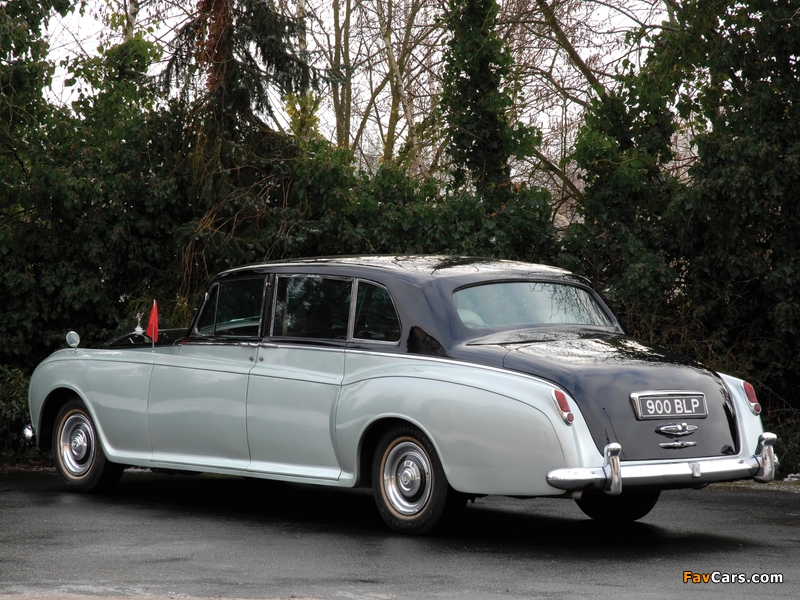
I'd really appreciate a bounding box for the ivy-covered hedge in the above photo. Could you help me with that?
[0,366,46,463]
[1,0,797,474]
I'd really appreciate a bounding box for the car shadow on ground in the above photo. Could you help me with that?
[51,469,754,560]
[4,467,760,559]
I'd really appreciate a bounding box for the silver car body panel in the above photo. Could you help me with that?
[28,345,771,495]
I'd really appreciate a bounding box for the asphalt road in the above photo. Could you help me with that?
[1,468,799,600]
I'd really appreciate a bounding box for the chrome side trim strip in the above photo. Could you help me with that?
[546,433,778,493]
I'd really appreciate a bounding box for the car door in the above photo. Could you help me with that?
[245,274,351,480]
[148,276,267,470]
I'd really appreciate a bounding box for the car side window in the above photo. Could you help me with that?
[353,282,401,342]
[272,276,352,340]
[194,278,266,337]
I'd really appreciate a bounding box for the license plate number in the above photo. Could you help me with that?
[630,392,708,420]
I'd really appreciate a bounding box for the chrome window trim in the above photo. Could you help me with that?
[349,338,401,347]
[347,279,358,340]
[256,343,346,355]
[193,283,220,337]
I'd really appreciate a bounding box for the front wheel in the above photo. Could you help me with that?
[575,489,660,523]
[53,398,124,493]
[372,425,465,535]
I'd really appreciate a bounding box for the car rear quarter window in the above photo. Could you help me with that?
[272,276,352,340]
[353,281,401,342]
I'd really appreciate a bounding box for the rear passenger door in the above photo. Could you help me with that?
[246,275,351,479]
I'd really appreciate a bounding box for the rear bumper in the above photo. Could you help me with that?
[547,432,777,495]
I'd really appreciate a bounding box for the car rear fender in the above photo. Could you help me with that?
[719,372,768,455]
[338,352,599,496]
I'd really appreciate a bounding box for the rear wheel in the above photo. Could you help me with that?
[52,398,124,493]
[372,425,466,535]
[575,489,660,523]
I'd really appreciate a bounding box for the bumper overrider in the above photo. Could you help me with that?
[547,432,778,495]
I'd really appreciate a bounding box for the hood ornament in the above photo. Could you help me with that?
[134,312,144,336]
[656,423,697,437]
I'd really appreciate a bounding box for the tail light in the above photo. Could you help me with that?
[742,381,762,415]
[552,389,575,425]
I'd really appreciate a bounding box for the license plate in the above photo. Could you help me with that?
[630,391,708,420]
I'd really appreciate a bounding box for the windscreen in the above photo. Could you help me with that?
[453,282,612,329]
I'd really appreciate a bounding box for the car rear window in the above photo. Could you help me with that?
[453,282,612,329]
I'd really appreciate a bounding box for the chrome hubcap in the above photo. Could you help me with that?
[59,413,95,477]
[383,440,431,516]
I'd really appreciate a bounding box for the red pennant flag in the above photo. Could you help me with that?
[146,300,159,343]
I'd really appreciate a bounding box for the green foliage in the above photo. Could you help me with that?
[439,0,540,207]
[0,366,45,461]
[569,0,800,471]
[162,0,313,129]
[1,0,72,203]
[278,140,555,262]
[566,73,681,304]
[0,30,186,371]
[154,0,318,295]
[5,0,796,476]
[286,91,322,145]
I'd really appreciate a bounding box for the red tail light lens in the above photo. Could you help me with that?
[742,381,762,415]
[553,389,575,425]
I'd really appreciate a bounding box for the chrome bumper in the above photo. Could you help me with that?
[547,432,777,495]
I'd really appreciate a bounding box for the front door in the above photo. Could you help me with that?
[148,276,267,470]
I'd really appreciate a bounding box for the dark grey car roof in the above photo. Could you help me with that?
[216,255,587,286]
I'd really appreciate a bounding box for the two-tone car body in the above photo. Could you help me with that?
[26,256,777,533]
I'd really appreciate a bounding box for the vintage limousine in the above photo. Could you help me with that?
[26,256,777,534]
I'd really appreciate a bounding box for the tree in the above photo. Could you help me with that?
[1,0,71,200]
[570,0,800,421]
[1,0,182,369]
[440,0,540,208]
[666,0,800,403]
[159,0,316,293]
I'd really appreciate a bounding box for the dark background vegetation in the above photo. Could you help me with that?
[2,0,798,474]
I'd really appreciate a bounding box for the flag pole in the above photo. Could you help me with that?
[146,299,159,353]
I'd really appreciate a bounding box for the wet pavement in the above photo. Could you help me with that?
[1,468,799,599]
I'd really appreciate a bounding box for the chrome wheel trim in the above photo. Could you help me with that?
[59,413,96,477]
[382,440,432,516]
